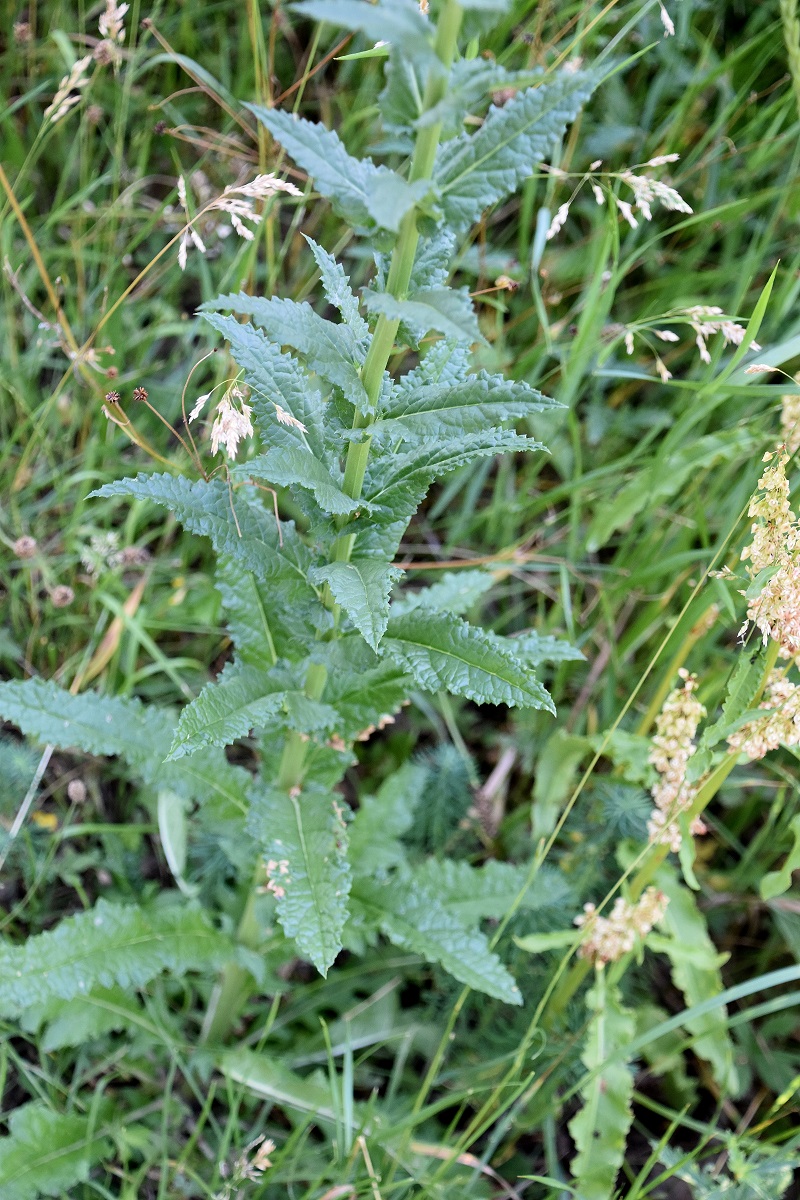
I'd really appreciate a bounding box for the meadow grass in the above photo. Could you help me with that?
[2,1,800,1197]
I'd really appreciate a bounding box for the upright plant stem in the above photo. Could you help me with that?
[201,1,465,1044]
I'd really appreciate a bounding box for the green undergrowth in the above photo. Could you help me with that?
[2,1,800,1197]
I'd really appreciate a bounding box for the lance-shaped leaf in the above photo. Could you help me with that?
[310,560,402,650]
[761,814,800,901]
[292,0,432,49]
[0,1103,113,1200]
[392,568,496,618]
[247,782,352,975]
[246,446,360,516]
[248,105,431,233]
[202,294,370,411]
[656,864,738,1094]
[215,558,277,668]
[168,661,291,759]
[568,973,636,1200]
[23,986,152,1052]
[382,610,555,711]
[321,645,411,740]
[362,372,558,445]
[435,69,598,231]
[93,474,314,594]
[353,874,522,1004]
[202,313,327,457]
[364,286,483,346]
[303,235,369,341]
[0,899,244,1016]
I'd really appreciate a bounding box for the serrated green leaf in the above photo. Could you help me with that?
[0,1103,113,1200]
[202,293,370,411]
[303,235,369,341]
[246,446,360,516]
[92,474,314,594]
[24,986,150,1051]
[418,61,540,137]
[382,610,554,711]
[761,813,800,900]
[0,899,239,1016]
[568,973,636,1200]
[414,858,545,922]
[374,370,558,443]
[321,646,411,740]
[215,558,277,667]
[435,70,598,231]
[0,677,251,818]
[392,568,496,618]
[353,874,522,1004]
[247,782,351,974]
[310,560,402,649]
[348,762,426,874]
[169,661,289,758]
[248,104,430,232]
[656,863,738,1093]
[201,313,327,457]
[292,0,431,49]
[364,286,483,345]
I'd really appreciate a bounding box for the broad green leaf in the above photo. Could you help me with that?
[382,610,555,711]
[417,60,539,137]
[247,782,352,975]
[303,235,369,341]
[503,629,585,665]
[0,677,251,817]
[248,104,430,232]
[246,446,360,516]
[435,70,598,231]
[656,864,738,1094]
[321,645,411,740]
[568,973,636,1200]
[292,0,431,49]
[0,1103,113,1200]
[353,874,522,1004]
[761,813,800,900]
[93,474,314,595]
[392,568,495,618]
[310,560,402,649]
[348,762,426,874]
[23,986,151,1051]
[202,294,370,411]
[413,858,547,922]
[378,370,559,441]
[215,557,278,667]
[0,899,241,1016]
[201,313,327,457]
[168,661,289,758]
[364,286,483,346]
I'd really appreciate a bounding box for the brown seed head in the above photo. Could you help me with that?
[13,536,38,559]
[105,390,121,404]
[51,584,75,608]
[14,20,32,42]
[86,104,104,125]
[132,386,148,403]
[153,119,166,135]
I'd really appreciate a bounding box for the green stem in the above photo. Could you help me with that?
[201,0,464,1045]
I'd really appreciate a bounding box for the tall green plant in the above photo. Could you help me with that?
[0,0,598,1041]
